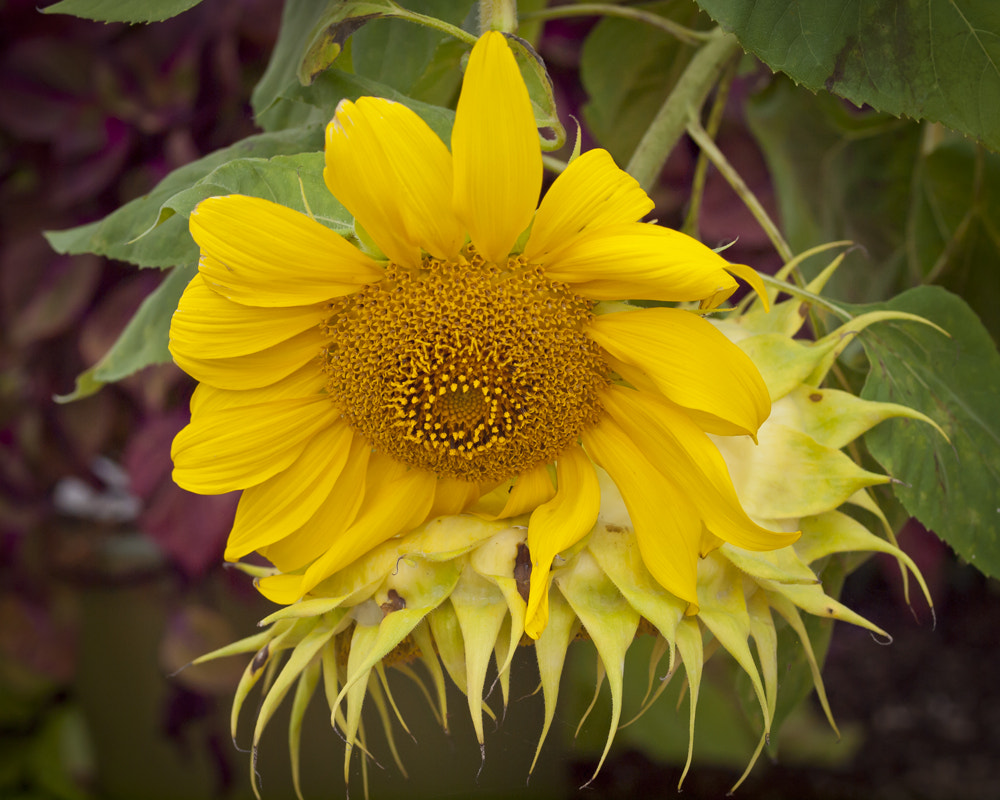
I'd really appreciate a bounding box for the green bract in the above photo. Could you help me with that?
[195,258,934,798]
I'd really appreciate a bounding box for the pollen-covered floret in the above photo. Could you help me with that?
[322,249,608,482]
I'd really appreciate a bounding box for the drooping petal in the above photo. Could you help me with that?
[257,465,438,604]
[724,263,770,312]
[600,385,799,551]
[542,223,738,302]
[524,149,653,262]
[324,97,464,265]
[451,31,541,263]
[170,275,324,358]
[190,195,381,306]
[488,461,555,519]
[258,435,371,572]
[427,476,486,520]
[172,387,341,494]
[582,416,701,610]
[525,446,601,639]
[224,419,356,560]
[172,327,324,392]
[588,307,770,438]
[169,275,325,390]
[188,361,326,417]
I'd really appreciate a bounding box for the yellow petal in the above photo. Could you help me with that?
[172,392,341,494]
[325,97,464,265]
[427,476,486,519]
[600,385,799,551]
[252,572,306,606]
[172,326,323,391]
[258,435,371,572]
[452,31,541,262]
[525,445,601,639]
[189,361,326,417]
[542,223,738,302]
[224,419,356,560]
[170,274,324,358]
[190,195,381,306]
[724,262,770,312]
[582,416,700,609]
[524,149,653,262]
[169,275,324,390]
[700,527,725,557]
[258,465,438,603]
[588,307,770,438]
[489,461,555,519]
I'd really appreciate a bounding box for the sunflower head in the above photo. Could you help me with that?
[169,30,795,645]
[195,272,936,796]
[169,28,941,796]
[320,252,608,482]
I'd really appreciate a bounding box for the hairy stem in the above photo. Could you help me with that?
[626,29,741,192]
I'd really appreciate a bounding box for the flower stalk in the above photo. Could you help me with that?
[626,28,741,192]
[479,0,518,34]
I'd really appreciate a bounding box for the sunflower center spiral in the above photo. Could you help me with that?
[322,250,608,482]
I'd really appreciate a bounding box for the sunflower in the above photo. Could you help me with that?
[193,267,936,797]
[169,31,797,639]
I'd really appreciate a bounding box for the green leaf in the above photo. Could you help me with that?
[44,125,325,268]
[40,0,203,22]
[349,0,474,94]
[253,0,471,132]
[28,707,94,800]
[506,35,566,151]
[150,152,354,238]
[299,1,399,85]
[908,139,1000,342]
[695,0,1000,151]
[746,77,921,303]
[57,152,358,400]
[406,37,468,107]
[851,287,1000,578]
[252,0,337,130]
[580,1,710,164]
[749,79,1000,340]
[280,69,457,142]
[56,265,194,402]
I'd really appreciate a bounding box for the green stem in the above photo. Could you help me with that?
[521,3,713,46]
[923,144,983,285]
[685,114,794,264]
[388,8,478,45]
[542,154,568,174]
[626,29,740,192]
[478,0,518,33]
[682,57,736,238]
[758,274,852,320]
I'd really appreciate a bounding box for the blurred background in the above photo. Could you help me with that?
[2,1,999,798]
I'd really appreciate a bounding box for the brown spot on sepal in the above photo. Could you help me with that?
[250,643,269,674]
[809,392,823,402]
[381,589,406,616]
[514,542,531,603]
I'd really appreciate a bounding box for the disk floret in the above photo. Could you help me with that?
[322,250,608,482]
